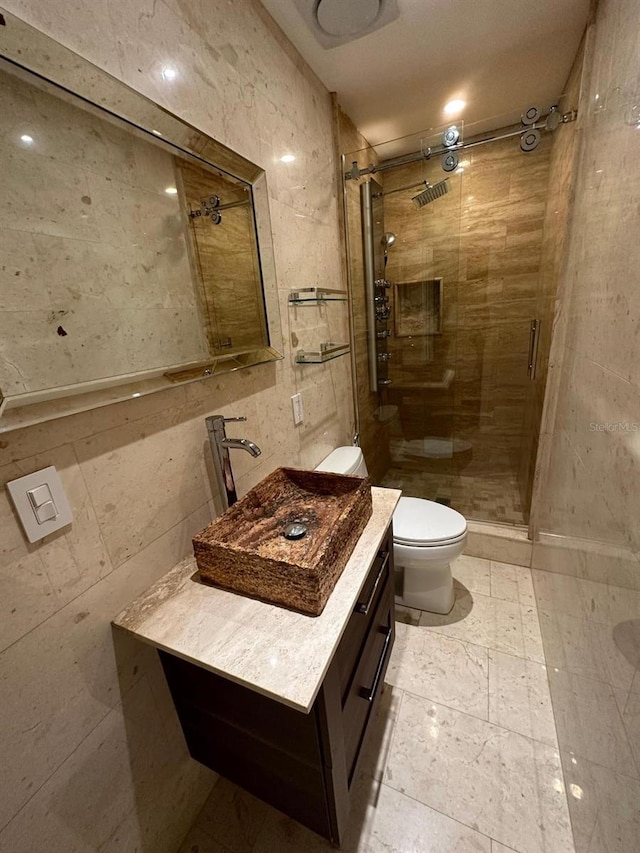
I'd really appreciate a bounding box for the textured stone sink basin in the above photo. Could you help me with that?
[193,467,372,616]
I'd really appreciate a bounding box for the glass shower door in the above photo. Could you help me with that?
[344,124,552,527]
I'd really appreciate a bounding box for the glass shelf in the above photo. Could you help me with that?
[288,287,348,304]
[296,343,351,364]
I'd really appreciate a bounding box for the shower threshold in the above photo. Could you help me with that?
[464,519,532,568]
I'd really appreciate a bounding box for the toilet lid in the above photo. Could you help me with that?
[316,446,362,475]
[393,496,467,545]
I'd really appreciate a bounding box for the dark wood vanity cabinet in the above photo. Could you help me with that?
[159,525,395,846]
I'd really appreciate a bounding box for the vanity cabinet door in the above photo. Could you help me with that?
[336,545,392,701]
[342,581,394,783]
[314,524,395,843]
[159,650,334,840]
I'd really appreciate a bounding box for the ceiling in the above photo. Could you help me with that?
[260,0,590,157]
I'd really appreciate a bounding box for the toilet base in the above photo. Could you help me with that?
[394,593,455,616]
[396,561,456,615]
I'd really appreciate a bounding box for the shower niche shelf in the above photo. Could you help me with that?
[296,343,350,364]
[394,278,443,337]
[288,287,348,304]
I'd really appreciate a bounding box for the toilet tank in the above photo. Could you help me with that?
[315,446,368,477]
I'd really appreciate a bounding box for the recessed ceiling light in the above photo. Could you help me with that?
[165,186,178,195]
[151,129,162,136]
[280,154,296,163]
[161,67,177,81]
[20,134,34,144]
[444,99,466,115]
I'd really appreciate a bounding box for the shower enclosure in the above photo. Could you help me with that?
[343,117,559,528]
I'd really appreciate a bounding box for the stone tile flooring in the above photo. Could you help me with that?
[178,556,575,853]
[381,467,526,527]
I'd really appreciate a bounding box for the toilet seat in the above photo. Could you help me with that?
[395,531,467,548]
[392,496,467,547]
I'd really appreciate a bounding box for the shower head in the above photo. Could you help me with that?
[412,179,449,208]
[382,232,396,250]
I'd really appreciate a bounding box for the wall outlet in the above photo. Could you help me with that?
[291,393,304,425]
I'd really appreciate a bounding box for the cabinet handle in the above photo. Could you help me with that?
[360,627,393,704]
[356,551,389,615]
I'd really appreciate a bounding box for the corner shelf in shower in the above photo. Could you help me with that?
[288,287,348,304]
[295,343,350,364]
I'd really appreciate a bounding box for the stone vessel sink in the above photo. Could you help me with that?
[193,467,373,616]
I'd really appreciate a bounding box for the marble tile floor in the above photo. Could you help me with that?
[178,556,574,853]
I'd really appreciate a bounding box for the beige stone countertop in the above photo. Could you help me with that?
[112,486,400,713]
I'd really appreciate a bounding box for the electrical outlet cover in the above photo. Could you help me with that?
[291,393,304,425]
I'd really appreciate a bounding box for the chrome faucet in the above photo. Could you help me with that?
[205,415,261,510]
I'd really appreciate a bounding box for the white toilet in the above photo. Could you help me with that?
[316,446,467,614]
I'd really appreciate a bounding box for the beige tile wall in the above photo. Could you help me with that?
[0,1,353,850]
[531,0,640,848]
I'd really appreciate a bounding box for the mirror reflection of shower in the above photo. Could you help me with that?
[189,192,251,225]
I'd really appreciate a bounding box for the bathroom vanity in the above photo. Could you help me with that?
[113,486,400,845]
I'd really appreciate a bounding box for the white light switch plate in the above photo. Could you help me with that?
[6,466,73,543]
[291,392,304,425]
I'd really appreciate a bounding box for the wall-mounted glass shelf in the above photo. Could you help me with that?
[289,287,348,304]
[296,342,350,364]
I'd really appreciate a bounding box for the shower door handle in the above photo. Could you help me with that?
[528,319,540,380]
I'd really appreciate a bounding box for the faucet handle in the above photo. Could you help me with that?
[205,414,247,431]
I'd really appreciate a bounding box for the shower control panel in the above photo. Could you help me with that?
[374,274,392,377]
[361,179,393,392]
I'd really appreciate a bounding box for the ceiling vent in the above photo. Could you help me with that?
[294,0,400,49]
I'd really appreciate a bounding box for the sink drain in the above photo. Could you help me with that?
[283,522,308,541]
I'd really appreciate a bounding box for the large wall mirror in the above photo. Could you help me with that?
[0,10,283,432]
